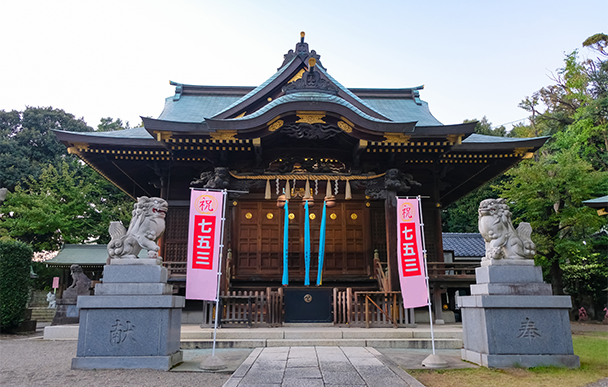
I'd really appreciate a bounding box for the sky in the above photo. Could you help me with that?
[1,0,606,131]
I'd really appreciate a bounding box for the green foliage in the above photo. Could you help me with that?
[0,107,93,191]
[561,234,608,315]
[442,178,503,233]
[30,262,61,291]
[97,117,130,132]
[496,45,608,297]
[0,239,33,331]
[464,116,507,137]
[0,160,133,251]
[583,33,608,56]
[0,107,134,252]
[498,149,607,292]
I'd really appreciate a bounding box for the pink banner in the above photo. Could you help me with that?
[186,190,224,300]
[396,198,429,309]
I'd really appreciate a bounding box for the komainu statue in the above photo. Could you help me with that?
[478,198,536,262]
[62,264,92,301]
[107,197,168,260]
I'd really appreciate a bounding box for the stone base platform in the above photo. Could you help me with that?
[71,352,183,370]
[459,265,579,369]
[72,264,184,371]
[462,349,581,368]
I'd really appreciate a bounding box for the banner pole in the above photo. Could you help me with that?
[416,195,436,355]
[211,189,228,357]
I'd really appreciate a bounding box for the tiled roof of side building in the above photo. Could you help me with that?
[442,232,486,257]
[582,195,608,206]
[45,244,147,267]
[462,133,549,143]
[55,126,154,139]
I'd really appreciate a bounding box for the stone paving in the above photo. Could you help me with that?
[222,346,424,387]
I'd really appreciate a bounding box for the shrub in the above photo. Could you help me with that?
[0,240,33,331]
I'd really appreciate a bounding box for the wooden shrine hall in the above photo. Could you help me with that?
[55,33,547,325]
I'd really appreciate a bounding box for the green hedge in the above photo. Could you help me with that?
[0,240,33,331]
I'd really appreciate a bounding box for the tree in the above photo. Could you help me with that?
[583,33,608,56]
[97,117,130,132]
[0,160,133,251]
[497,41,608,297]
[442,177,502,233]
[498,149,607,295]
[0,107,93,191]
[464,116,507,137]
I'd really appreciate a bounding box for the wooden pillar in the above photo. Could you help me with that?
[158,170,170,261]
[384,190,399,291]
[432,164,444,262]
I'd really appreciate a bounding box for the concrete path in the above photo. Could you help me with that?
[223,346,424,387]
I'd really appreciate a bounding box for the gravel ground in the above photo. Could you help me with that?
[0,335,229,387]
[1,321,605,387]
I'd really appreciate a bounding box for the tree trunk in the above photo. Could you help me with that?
[549,252,564,295]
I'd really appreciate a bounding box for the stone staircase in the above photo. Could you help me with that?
[180,325,463,350]
[30,307,56,323]
[44,324,464,350]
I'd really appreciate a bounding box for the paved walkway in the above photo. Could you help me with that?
[222,346,424,387]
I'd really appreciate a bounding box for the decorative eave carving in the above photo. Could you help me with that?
[210,130,238,141]
[281,123,342,140]
[288,69,305,84]
[283,58,337,95]
[383,133,411,144]
[446,134,463,144]
[337,120,353,133]
[268,119,284,132]
[296,111,326,125]
[67,142,89,154]
[153,131,173,142]
[514,147,533,156]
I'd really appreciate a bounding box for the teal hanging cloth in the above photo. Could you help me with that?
[304,199,311,286]
[316,200,327,286]
[282,200,289,286]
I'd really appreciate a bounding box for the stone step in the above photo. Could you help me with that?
[179,326,463,349]
[44,324,464,350]
[180,327,462,341]
[180,338,463,349]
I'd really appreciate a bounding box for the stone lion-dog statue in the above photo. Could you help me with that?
[478,198,536,262]
[107,197,168,260]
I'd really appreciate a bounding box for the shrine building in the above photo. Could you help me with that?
[54,33,547,325]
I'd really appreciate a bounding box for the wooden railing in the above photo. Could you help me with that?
[163,261,187,279]
[200,288,283,328]
[334,288,415,327]
[426,262,479,280]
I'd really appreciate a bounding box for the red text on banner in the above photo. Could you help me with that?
[192,215,216,270]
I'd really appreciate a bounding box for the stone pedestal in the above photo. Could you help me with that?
[71,263,184,371]
[458,264,579,368]
[51,299,80,325]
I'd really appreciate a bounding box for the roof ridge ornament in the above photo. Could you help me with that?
[279,31,324,70]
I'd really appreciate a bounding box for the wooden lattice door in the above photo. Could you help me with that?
[234,200,371,282]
